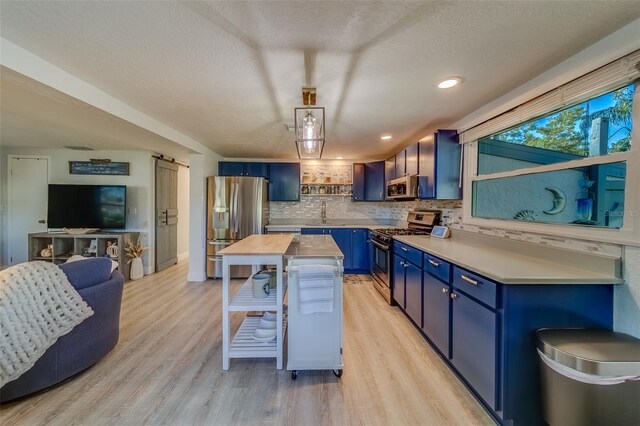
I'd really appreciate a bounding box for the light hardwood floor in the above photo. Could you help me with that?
[1,261,494,425]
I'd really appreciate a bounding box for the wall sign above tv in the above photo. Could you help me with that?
[69,161,130,176]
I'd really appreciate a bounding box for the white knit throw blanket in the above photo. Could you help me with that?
[0,261,94,386]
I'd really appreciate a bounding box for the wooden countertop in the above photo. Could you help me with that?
[218,234,294,256]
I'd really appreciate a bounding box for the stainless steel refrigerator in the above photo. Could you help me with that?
[206,176,269,278]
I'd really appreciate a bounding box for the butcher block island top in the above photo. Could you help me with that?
[218,234,294,256]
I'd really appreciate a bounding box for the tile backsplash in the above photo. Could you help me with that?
[271,198,622,258]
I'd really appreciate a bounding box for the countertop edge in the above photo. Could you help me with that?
[394,236,624,285]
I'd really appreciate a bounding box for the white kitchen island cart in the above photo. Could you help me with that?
[285,236,344,380]
[218,234,293,370]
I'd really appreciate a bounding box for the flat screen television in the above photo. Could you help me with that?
[48,184,126,229]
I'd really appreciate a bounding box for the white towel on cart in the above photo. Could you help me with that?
[297,264,335,314]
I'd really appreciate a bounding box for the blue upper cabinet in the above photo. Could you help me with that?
[394,143,418,177]
[218,161,244,176]
[385,156,396,182]
[364,161,385,201]
[269,163,300,201]
[244,162,270,178]
[418,129,462,200]
[218,161,269,178]
[352,163,366,201]
[354,161,384,202]
[406,143,419,176]
[395,150,406,177]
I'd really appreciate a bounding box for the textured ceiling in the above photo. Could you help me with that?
[1,1,640,160]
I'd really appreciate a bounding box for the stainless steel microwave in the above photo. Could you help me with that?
[386,176,417,199]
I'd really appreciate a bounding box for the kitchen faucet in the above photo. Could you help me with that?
[321,201,327,224]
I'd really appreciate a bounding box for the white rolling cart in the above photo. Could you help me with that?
[219,235,293,370]
[286,253,344,380]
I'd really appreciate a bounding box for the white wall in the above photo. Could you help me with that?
[187,150,222,282]
[177,164,190,261]
[0,147,155,272]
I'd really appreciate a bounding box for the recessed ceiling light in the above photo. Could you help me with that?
[336,156,343,159]
[381,135,392,140]
[438,77,462,89]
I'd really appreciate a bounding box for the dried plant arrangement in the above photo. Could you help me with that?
[125,238,148,262]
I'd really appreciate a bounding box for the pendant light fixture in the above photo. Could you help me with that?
[295,87,325,159]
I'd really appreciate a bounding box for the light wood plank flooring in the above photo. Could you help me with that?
[1,261,494,425]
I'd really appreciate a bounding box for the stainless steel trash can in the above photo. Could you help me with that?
[536,329,640,426]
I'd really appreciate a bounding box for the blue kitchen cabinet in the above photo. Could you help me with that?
[350,229,370,273]
[326,228,352,270]
[301,228,368,273]
[218,161,244,176]
[364,161,385,201]
[352,163,366,201]
[385,156,396,182]
[244,162,270,178]
[301,228,324,235]
[422,273,451,358]
[218,161,269,177]
[392,255,406,308]
[395,150,406,177]
[391,239,614,425]
[269,162,300,201]
[418,129,461,200]
[406,143,419,176]
[404,261,422,327]
[451,289,497,410]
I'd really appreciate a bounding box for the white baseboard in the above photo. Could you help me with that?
[187,271,207,282]
[177,251,189,262]
[144,266,154,275]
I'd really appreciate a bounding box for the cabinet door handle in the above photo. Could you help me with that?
[450,293,458,300]
[461,275,479,286]
[441,287,448,294]
[401,247,408,252]
[38,219,46,224]
[428,259,440,267]
[366,239,372,242]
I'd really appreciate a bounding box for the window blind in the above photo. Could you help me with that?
[458,49,640,144]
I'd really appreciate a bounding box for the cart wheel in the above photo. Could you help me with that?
[333,369,343,378]
[291,370,298,380]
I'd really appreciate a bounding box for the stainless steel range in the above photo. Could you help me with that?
[371,210,440,304]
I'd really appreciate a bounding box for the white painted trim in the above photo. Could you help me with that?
[187,272,207,282]
[7,155,51,265]
[177,251,189,263]
[462,82,640,247]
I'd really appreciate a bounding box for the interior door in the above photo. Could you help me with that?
[9,157,49,265]
[155,159,179,272]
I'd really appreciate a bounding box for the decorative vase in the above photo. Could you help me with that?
[130,257,144,280]
[576,198,593,223]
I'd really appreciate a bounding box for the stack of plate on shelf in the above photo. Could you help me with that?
[251,312,277,342]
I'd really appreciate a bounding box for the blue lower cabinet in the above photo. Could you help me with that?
[350,229,370,273]
[393,255,405,308]
[451,290,497,410]
[422,273,451,358]
[301,228,324,235]
[404,262,422,327]
[327,229,352,270]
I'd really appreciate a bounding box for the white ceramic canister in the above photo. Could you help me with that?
[252,274,270,298]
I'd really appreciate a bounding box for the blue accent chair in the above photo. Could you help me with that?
[0,257,124,403]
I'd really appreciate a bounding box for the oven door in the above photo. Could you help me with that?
[372,240,390,287]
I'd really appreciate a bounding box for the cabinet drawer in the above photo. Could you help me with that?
[424,253,451,283]
[452,267,497,308]
[393,241,422,267]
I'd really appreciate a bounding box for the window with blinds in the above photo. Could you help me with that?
[461,50,640,243]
